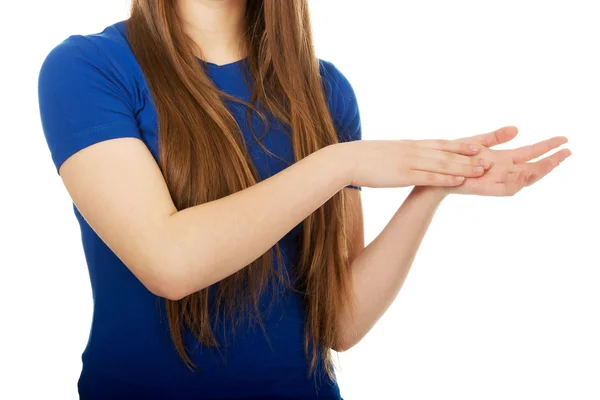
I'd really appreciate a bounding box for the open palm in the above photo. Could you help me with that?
[452,127,571,196]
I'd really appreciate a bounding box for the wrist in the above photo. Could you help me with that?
[322,142,357,189]
[410,186,450,202]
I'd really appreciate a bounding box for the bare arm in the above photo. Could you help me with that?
[60,132,488,301]
[336,187,445,351]
[61,138,349,301]
[335,127,570,351]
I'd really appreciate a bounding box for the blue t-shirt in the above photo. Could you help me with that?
[38,20,361,400]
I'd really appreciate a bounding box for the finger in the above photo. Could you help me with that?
[410,156,486,177]
[416,148,491,168]
[518,148,571,186]
[417,139,482,156]
[510,136,568,163]
[513,148,571,173]
[513,171,532,187]
[457,126,519,148]
[407,171,466,186]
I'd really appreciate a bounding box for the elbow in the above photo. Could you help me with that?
[142,255,201,301]
[332,343,350,353]
[125,228,211,301]
[333,313,362,352]
[152,280,188,301]
[334,321,367,352]
[135,239,215,301]
[153,263,210,301]
[332,334,358,353]
[143,272,188,301]
[332,342,354,353]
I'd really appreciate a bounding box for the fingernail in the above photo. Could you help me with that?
[455,176,465,182]
[473,166,484,174]
[469,145,479,152]
[480,159,491,168]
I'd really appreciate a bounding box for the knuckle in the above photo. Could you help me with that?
[441,152,455,161]
[526,173,534,185]
[426,173,437,183]
[436,159,450,170]
[443,139,454,150]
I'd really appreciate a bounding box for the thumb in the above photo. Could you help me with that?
[457,126,519,148]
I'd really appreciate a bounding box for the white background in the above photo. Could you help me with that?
[1,0,598,399]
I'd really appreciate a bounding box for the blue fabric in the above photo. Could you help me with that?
[38,20,361,400]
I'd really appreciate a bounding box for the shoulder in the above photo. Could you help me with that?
[317,59,362,143]
[318,58,357,104]
[318,58,359,119]
[37,21,147,172]
[39,20,142,97]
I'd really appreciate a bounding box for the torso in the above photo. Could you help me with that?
[69,20,350,400]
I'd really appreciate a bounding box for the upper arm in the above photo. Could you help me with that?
[38,36,178,297]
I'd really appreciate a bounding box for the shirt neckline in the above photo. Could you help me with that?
[201,57,248,72]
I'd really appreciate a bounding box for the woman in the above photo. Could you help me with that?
[37,0,570,399]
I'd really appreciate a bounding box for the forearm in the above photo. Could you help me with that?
[160,144,350,299]
[337,186,447,350]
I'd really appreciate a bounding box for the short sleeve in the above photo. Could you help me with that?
[38,35,142,174]
[319,60,363,190]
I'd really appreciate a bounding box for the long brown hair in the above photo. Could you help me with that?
[127,0,353,379]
